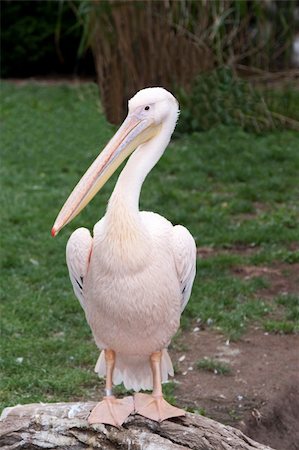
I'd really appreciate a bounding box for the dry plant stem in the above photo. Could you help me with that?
[87,1,297,123]
[90,1,212,123]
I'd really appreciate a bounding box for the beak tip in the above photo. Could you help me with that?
[51,227,57,238]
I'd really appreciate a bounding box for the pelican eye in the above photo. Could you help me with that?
[144,106,150,111]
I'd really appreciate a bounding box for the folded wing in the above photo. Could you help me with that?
[66,227,93,310]
[171,225,196,312]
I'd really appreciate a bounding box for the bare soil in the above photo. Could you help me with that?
[171,327,299,450]
[233,262,299,299]
[171,253,299,450]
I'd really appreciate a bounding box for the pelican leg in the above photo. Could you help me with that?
[88,349,134,427]
[134,351,185,422]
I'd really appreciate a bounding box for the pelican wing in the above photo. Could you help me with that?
[171,225,196,312]
[66,227,93,310]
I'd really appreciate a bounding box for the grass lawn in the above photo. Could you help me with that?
[1,82,298,410]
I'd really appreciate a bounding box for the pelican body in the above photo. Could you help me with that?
[52,88,196,426]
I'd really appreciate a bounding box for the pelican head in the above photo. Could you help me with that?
[51,87,179,237]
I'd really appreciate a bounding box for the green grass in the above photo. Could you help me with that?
[183,271,271,340]
[1,82,298,410]
[262,294,299,334]
[196,358,231,375]
[263,320,298,334]
[276,294,299,321]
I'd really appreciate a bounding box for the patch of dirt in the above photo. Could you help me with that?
[197,243,259,259]
[245,382,299,450]
[289,242,299,252]
[197,241,299,261]
[170,326,299,450]
[233,265,281,279]
[233,262,299,298]
[172,247,298,450]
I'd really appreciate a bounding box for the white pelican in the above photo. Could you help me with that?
[52,87,196,427]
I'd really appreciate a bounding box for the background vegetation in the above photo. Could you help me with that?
[1,0,298,413]
[2,0,299,126]
[1,0,94,78]
[85,0,299,123]
[1,83,298,409]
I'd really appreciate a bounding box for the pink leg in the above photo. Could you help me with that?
[134,351,185,422]
[104,349,115,395]
[88,349,134,427]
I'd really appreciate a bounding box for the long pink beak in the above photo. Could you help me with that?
[51,111,157,236]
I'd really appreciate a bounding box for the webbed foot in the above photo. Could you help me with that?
[88,395,134,427]
[134,393,185,422]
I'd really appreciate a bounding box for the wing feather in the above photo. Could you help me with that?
[66,227,93,310]
[171,225,196,312]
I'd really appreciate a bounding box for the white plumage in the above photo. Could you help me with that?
[53,87,196,424]
[66,212,195,391]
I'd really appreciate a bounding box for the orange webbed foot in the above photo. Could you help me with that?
[134,393,185,422]
[88,395,134,427]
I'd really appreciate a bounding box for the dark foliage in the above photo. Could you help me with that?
[1,0,94,78]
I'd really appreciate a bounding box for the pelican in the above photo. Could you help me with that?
[52,87,196,426]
